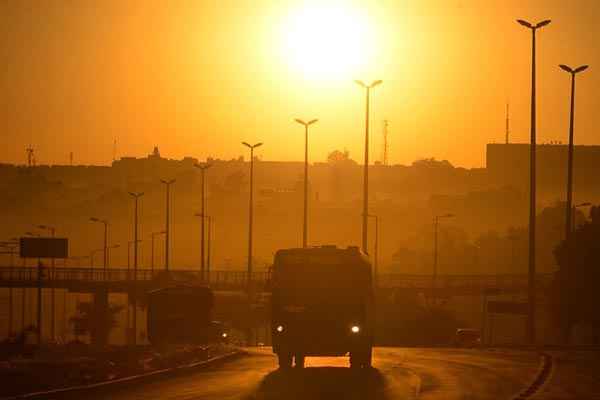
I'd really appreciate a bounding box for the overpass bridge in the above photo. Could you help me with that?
[0,266,553,295]
[0,266,553,345]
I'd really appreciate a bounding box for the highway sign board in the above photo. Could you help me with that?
[19,237,68,258]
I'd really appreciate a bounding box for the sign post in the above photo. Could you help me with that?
[19,237,68,344]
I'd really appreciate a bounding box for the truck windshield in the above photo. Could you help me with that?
[273,255,371,306]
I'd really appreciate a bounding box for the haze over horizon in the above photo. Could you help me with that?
[1,0,599,168]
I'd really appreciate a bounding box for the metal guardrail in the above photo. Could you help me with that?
[0,266,553,290]
[381,273,554,289]
[0,266,270,287]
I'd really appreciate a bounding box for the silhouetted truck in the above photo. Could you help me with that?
[147,286,218,346]
[270,246,374,369]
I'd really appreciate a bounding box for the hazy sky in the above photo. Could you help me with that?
[1,0,598,167]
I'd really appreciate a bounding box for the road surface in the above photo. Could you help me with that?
[53,347,545,399]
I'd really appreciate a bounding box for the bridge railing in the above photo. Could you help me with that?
[377,273,553,289]
[0,266,552,290]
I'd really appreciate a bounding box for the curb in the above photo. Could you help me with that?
[2,350,244,400]
[511,352,553,400]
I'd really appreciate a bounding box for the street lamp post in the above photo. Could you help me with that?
[194,214,214,283]
[150,231,166,273]
[366,214,379,288]
[517,18,551,345]
[90,248,104,268]
[242,142,263,293]
[559,64,589,240]
[128,192,144,280]
[90,218,109,278]
[160,179,176,271]
[127,240,142,272]
[194,163,211,281]
[295,118,318,248]
[432,214,455,291]
[25,231,43,344]
[1,240,18,336]
[355,80,382,254]
[106,244,120,270]
[37,225,57,341]
[207,215,213,283]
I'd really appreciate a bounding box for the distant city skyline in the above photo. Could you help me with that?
[1,1,599,168]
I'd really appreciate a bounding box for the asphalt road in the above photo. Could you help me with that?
[53,347,544,400]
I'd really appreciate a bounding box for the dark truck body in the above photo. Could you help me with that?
[147,286,215,346]
[270,246,374,368]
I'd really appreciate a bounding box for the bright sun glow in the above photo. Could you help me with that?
[281,5,375,81]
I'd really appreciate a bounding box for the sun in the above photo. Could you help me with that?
[280,4,375,81]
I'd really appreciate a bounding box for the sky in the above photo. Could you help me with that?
[1,0,599,168]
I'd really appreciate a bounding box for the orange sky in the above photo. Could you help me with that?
[1,0,598,167]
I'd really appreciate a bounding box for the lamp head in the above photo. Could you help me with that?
[354,80,366,88]
[559,64,573,73]
[575,65,589,73]
[535,19,551,29]
[517,19,532,28]
[194,162,211,170]
[370,80,383,88]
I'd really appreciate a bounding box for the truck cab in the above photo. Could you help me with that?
[270,246,374,369]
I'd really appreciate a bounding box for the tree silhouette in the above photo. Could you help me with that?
[70,301,124,340]
[553,205,600,343]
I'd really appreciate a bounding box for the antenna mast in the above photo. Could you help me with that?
[26,146,34,167]
[382,119,389,166]
[505,103,510,144]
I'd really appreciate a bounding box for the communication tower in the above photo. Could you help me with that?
[381,120,389,166]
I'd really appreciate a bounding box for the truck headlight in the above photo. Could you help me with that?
[222,332,228,338]
[351,325,360,334]
[276,325,284,333]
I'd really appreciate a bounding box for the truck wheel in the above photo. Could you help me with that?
[363,346,373,368]
[278,352,293,369]
[349,351,361,369]
[295,354,305,368]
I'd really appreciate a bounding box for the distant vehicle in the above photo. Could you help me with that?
[147,285,219,346]
[453,328,481,347]
[270,246,374,369]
